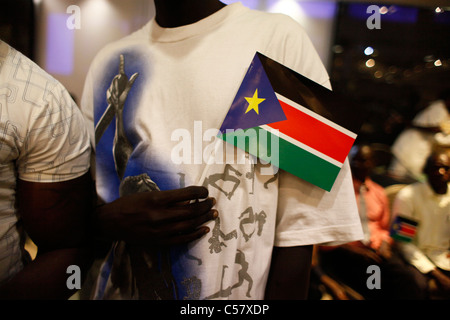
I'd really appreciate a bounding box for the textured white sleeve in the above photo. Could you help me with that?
[16,82,90,183]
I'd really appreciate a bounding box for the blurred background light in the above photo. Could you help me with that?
[364,46,374,56]
[366,59,376,68]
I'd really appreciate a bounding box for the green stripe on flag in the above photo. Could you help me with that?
[220,127,341,191]
[392,233,413,243]
[277,134,341,191]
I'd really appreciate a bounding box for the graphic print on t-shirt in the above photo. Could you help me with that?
[93,51,279,300]
[94,53,181,299]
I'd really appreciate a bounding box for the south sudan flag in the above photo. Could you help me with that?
[391,215,418,243]
[218,52,362,191]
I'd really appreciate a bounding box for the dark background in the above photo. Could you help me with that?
[330,2,450,147]
[0,0,35,59]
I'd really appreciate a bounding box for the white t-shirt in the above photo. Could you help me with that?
[392,182,450,273]
[81,2,362,300]
[0,41,91,285]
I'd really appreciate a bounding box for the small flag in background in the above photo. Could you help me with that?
[390,215,418,243]
[218,52,363,191]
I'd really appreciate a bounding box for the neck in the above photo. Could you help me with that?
[154,0,226,28]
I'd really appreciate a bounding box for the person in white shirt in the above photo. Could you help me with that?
[81,0,363,300]
[388,89,450,183]
[392,150,450,298]
[0,41,93,299]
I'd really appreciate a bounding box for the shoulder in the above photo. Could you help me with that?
[225,3,310,46]
[239,7,312,47]
[1,41,59,90]
[239,8,329,86]
[396,183,422,200]
[239,5,304,28]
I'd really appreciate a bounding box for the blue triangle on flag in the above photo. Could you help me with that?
[219,53,287,134]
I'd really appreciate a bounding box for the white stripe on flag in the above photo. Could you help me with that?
[260,125,344,168]
[275,93,357,139]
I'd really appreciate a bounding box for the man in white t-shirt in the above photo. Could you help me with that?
[81,0,363,300]
[392,151,450,298]
[389,90,450,183]
[0,41,93,299]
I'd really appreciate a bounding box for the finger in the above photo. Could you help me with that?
[148,206,217,234]
[119,54,125,74]
[157,197,216,224]
[129,73,139,86]
[169,197,216,218]
[158,186,209,205]
[132,208,217,246]
[174,195,213,206]
[173,196,202,207]
[152,200,218,225]
[122,73,139,96]
[170,209,218,234]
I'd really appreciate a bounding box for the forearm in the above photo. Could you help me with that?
[264,245,313,300]
[84,201,117,260]
[90,201,114,240]
[11,170,95,300]
[0,247,93,300]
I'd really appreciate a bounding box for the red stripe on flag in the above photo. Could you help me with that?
[399,224,416,237]
[267,100,355,163]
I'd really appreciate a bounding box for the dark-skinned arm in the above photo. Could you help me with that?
[264,245,313,300]
[0,172,94,300]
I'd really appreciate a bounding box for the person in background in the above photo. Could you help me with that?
[319,143,425,299]
[80,0,363,300]
[392,150,450,299]
[0,40,93,299]
[388,89,450,183]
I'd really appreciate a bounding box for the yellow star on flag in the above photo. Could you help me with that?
[245,89,266,115]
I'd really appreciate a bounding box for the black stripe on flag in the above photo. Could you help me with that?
[256,52,364,134]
